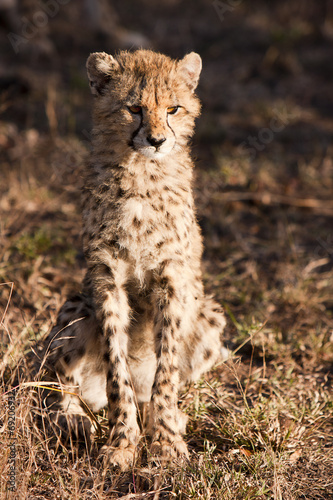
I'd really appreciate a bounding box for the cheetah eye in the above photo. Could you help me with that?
[128,105,142,114]
[167,106,179,115]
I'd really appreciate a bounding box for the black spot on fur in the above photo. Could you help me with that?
[107,283,116,292]
[208,317,219,327]
[160,259,172,272]
[158,419,176,436]
[159,378,170,387]
[156,364,167,376]
[160,277,169,288]
[113,407,121,419]
[114,430,127,441]
[161,345,169,354]
[163,316,172,328]
[204,348,213,360]
[77,346,85,357]
[63,354,71,365]
[160,278,175,299]
[103,310,114,320]
[109,392,119,402]
[106,325,115,337]
[100,184,109,194]
[112,379,119,390]
[105,267,115,279]
[134,305,146,316]
[118,247,128,259]
[107,239,117,248]
[152,384,161,396]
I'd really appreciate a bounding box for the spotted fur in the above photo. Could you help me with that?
[40,50,226,470]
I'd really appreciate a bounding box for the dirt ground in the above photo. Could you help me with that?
[0,1,332,499]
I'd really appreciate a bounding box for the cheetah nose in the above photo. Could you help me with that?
[147,135,166,148]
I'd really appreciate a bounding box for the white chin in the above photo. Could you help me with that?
[138,148,168,159]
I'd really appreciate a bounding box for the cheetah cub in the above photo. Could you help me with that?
[42,49,226,470]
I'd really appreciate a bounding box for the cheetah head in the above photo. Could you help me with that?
[86,50,202,160]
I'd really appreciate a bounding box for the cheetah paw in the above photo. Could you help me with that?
[150,435,189,464]
[99,443,136,471]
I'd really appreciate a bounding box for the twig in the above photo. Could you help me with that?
[217,191,333,215]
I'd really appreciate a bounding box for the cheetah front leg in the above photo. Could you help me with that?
[88,256,140,470]
[150,265,190,462]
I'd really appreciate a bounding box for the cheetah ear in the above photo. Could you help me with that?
[86,52,120,96]
[178,52,202,91]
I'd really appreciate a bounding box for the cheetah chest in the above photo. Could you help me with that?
[118,196,189,270]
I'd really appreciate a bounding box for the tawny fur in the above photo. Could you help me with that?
[40,49,226,470]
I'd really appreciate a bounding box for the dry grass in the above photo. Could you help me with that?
[1,0,333,498]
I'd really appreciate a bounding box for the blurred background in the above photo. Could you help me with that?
[1,0,333,364]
